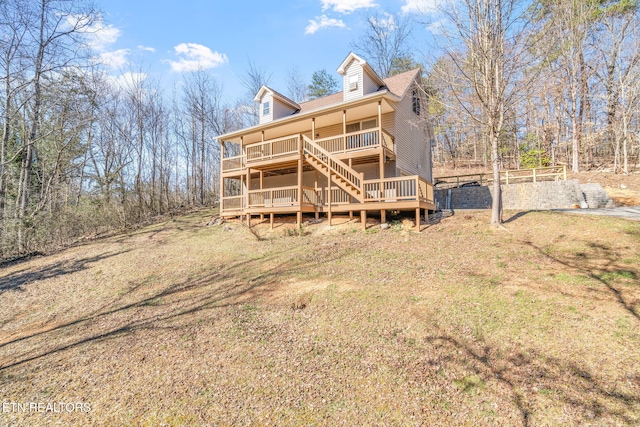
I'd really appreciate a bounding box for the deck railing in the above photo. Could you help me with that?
[221,195,244,211]
[245,134,300,163]
[222,175,434,214]
[221,155,244,173]
[248,186,299,208]
[434,165,567,188]
[303,136,363,192]
[315,128,394,155]
[363,176,433,203]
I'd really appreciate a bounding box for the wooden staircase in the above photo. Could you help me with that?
[302,135,364,202]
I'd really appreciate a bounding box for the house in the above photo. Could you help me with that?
[216,52,435,231]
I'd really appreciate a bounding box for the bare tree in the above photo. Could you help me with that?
[431,0,536,225]
[239,60,271,126]
[286,66,308,103]
[351,12,413,78]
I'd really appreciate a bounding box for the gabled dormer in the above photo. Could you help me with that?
[254,86,300,124]
[337,52,385,102]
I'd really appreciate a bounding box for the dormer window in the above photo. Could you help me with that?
[348,74,358,91]
[262,101,270,115]
[412,90,421,116]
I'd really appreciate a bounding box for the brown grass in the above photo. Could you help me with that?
[0,209,639,426]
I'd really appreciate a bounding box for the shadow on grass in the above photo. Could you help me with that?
[503,211,535,224]
[523,239,640,320]
[0,250,131,295]
[0,235,350,373]
[421,328,640,426]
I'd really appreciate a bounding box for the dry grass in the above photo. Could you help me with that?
[1,209,639,426]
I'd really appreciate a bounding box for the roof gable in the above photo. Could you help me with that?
[253,86,300,111]
[336,52,385,87]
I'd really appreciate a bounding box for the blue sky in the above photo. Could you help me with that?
[90,0,439,101]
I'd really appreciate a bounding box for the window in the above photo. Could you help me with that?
[348,74,359,91]
[263,101,270,116]
[412,90,421,116]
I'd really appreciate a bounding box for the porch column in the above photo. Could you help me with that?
[379,136,386,223]
[260,170,264,221]
[328,174,332,226]
[312,118,316,142]
[242,136,247,218]
[314,170,319,220]
[220,142,225,213]
[245,166,251,222]
[361,210,367,231]
[297,157,303,228]
[343,109,347,150]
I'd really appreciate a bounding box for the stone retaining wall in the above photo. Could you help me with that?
[434,180,614,210]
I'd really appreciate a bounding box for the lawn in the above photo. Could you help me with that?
[1,209,639,426]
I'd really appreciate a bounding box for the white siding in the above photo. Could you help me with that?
[258,93,273,124]
[362,69,380,95]
[343,59,363,102]
[393,83,432,181]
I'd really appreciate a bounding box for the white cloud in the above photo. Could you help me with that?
[305,15,347,34]
[108,72,147,89]
[168,43,228,72]
[67,14,122,52]
[138,45,156,53]
[321,0,377,13]
[100,49,130,69]
[401,0,439,15]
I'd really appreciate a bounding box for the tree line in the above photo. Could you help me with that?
[2,0,639,255]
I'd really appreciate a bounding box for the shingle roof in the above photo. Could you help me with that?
[254,85,300,110]
[298,92,344,114]
[383,68,421,98]
[296,68,420,115]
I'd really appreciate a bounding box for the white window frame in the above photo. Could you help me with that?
[348,74,359,91]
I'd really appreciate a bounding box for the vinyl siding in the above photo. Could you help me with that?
[258,93,297,124]
[363,69,380,95]
[343,60,363,102]
[393,83,432,181]
[273,99,297,121]
[258,93,273,124]
[381,112,394,136]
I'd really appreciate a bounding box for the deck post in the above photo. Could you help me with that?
[361,210,366,230]
[297,211,302,228]
[379,147,385,224]
[298,157,303,228]
[349,211,353,220]
[220,142,225,213]
[247,214,251,227]
[270,213,274,229]
[415,208,420,232]
[328,174,332,226]
[260,214,264,221]
[342,110,347,150]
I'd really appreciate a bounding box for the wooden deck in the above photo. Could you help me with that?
[220,129,434,231]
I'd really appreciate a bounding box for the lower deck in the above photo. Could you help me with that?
[221,174,435,231]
